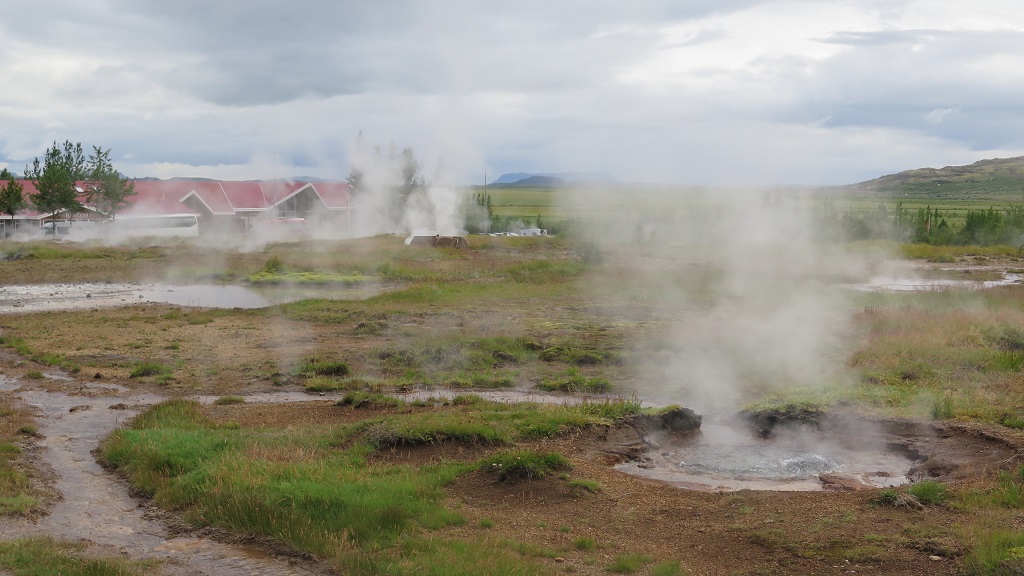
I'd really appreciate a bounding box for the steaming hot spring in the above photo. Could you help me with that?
[614,407,925,492]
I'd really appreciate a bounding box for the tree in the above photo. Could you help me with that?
[397,147,425,202]
[0,168,25,220]
[24,140,87,223]
[84,146,136,218]
[346,131,366,193]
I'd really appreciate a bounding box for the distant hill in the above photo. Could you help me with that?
[490,171,619,187]
[851,156,1024,200]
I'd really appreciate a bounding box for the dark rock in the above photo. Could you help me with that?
[740,406,824,438]
[632,407,703,434]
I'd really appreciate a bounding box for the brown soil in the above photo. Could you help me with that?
[2,241,1024,574]
[196,400,1024,576]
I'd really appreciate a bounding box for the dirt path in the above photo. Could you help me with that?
[0,373,333,575]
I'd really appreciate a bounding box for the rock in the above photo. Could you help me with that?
[633,407,702,434]
[740,406,824,438]
[819,473,872,491]
[69,405,91,413]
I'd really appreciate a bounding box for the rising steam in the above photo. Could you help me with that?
[566,187,868,413]
[347,134,466,237]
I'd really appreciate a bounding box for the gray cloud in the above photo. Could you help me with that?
[2,1,1024,184]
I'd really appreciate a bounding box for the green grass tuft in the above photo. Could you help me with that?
[298,356,350,377]
[481,450,570,483]
[908,480,948,505]
[607,553,652,574]
[129,361,172,378]
[0,536,152,575]
[565,478,602,493]
[212,395,245,406]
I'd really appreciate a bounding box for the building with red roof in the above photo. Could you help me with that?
[0,179,351,237]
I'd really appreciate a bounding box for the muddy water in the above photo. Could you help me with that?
[0,282,385,313]
[617,414,916,492]
[0,376,329,575]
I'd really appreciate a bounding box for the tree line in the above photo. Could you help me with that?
[0,140,136,224]
[815,200,1024,247]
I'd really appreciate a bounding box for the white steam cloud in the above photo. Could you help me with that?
[347,136,466,237]
[568,187,868,413]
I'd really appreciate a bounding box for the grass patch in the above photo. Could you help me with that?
[0,336,78,371]
[607,553,652,574]
[480,450,570,483]
[250,255,371,285]
[101,399,602,573]
[0,398,43,516]
[337,391,406,410]
[213,395,245,406]
[537,368,612,393]
[565,478,602,493]
[0,537,152,575]
[304,376,364,393]
[129,361,172,378]
[0,336,32,356]
[573,537,598,551]
[931,395,954,420]
[964,530,1024,575]
[347,398,641,449]
[908,481,948,505]
[298,356,351,378]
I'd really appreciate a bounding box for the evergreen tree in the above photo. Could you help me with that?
[84,146,136,218]
[24,140,87,223]
[0,168,25,220]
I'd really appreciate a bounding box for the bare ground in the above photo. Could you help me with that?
[1,242,1024,574]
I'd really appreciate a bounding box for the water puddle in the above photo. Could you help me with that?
[844,272,1022,292]
[617,415,917,492]
[0,377,330,575]
[0,282,386,313]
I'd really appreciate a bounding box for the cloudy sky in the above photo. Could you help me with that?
[1,0,1023,185]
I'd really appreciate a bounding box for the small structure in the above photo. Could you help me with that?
[406,235,470,249]
[519,228,548,236]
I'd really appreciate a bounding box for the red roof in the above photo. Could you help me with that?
[2,179,352,219]
[123,180,198,216]
[307,182,351,210]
